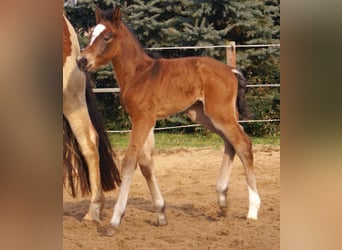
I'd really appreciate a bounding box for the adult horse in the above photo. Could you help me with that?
[63,14,121,222]
[77,7,260,228]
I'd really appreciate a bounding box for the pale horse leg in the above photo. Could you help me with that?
[63,93,104,222]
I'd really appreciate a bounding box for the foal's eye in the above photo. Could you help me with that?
[103,33,113,42]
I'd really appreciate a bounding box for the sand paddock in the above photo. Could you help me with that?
[64,145,280,249]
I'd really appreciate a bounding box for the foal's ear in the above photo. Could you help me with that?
[95,6,103,23]
[112,7,122,26]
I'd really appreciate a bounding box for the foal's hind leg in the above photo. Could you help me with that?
[64,107,104,222]
[216,141,235,214]
[200,85,261,219]
[205,110,260,219]
[186,102,235,214]
[228,125,260,219]
[138,129,167,226]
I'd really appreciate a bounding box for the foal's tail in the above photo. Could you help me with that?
[63,75,121,197]
[232,69,251,119]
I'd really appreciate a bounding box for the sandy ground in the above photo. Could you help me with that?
[63,145,280,249]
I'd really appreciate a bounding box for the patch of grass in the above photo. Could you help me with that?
[252,135,280,146]
[108,133,130,150]
[154,132,223,150]
[108,132,280,151]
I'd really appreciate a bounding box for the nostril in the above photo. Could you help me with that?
[77,57,88,71]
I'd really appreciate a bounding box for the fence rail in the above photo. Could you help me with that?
[106,119,280,134]
[92,84,280,94]
[146,44,280,50]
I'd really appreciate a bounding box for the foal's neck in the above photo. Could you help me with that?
[111,23,153,88]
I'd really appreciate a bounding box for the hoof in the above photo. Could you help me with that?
[246,204,260,220]
[97,224,116,237]
[219,204,227,214]
[157,217,168,226]
[110,211,125,229]
[217,206,227,217]
[110,218,121,229]
[156,205,167,226]
[217,192,227,212]
[246,211,258,220]
[83,212,101,223]
[83,200,104,222]
[247,215,258,220]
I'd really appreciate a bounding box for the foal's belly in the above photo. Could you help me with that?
[155,97,199,120]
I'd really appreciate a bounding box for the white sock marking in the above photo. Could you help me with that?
[247,186,261,219]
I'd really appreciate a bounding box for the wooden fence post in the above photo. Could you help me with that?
[226,41,236,68]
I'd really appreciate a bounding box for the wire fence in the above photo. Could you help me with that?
[146,43,280,50]
[106,119,280,134]
[92,43,280,133]
[93,84,280,134]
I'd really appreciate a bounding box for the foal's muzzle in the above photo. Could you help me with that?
[76,57,89,72]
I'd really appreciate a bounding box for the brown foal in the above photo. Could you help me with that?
[77,7,260,228]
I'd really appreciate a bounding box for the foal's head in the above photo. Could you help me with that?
[77,7,123,72]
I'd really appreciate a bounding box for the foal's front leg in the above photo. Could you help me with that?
[138,129,167,226]
[110,117,155,228]
[110,146,137,228]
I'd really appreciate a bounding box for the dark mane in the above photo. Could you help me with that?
[122,20,163,59]
[145,49,162,59]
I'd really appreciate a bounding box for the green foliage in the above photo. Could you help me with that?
[64,0,280,136]
[243,88,280,137]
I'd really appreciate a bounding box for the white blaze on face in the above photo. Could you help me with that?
[89,24,106,46]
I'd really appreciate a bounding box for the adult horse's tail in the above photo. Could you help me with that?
[63,75,121,197]
[232,69,251,119]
